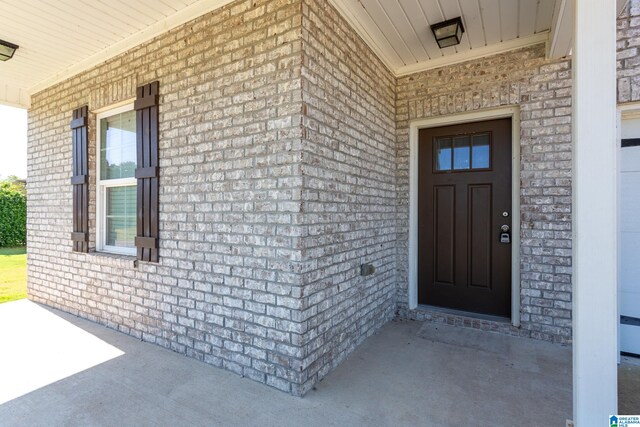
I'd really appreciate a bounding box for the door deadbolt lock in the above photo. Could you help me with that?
[500,224,511,244]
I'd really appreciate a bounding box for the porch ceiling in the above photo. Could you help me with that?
[0,0,629,109]
[329,0,630,77]
[0,0,234,109]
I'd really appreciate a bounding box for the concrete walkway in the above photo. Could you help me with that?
[620,356,640,414]
[0,300,576,426]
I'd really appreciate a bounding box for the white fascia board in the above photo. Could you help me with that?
[548,0,573,59]
[0,98,29,109]
[395,32,549,77]
[0,84,30,109]
[28,0,235,96]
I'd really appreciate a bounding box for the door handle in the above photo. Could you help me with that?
[500,225,511,244]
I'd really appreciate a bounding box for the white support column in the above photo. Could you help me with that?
[572,0,618,425]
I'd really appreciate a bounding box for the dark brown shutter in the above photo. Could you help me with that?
[70,106,89,253]
[134,81,159,262]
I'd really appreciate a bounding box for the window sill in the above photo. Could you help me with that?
[86,251,138,268]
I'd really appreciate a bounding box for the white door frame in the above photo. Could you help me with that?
[408,106,522,327]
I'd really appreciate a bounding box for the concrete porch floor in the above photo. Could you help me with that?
[0,300,636,426]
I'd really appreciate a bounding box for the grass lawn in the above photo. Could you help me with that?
[0,246,27,303]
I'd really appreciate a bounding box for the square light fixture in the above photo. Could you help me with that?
[430,17,465,49]
[0,39,19,61]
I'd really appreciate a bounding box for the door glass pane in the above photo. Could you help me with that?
[472,134,490,169]
[453,136,470,170]
[100,110,136,180]
[106,186,136,248]
[435,137,452,171]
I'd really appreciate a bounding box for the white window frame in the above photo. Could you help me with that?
[96,103,137,256]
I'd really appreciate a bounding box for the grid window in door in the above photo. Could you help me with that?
[97,105,136,255]
[434,132,491,172]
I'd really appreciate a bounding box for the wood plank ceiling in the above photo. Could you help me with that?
[330,0,559,76]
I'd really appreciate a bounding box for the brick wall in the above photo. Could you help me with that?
[297,0,397,393]
[618,0,640,103]
[28,0,310,394]
[392,0,635,344]
[28,0,635,396]
[395,44,574,344]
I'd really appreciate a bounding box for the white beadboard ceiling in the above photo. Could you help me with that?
[330,0,629,76]
[0,0,234,108]
[330,0,558,76]
[0,0,629,108]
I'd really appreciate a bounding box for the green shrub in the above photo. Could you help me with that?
[0,177,26,247]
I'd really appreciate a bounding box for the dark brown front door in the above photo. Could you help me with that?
[418,118,512,317]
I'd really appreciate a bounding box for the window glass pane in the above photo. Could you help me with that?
[101,110,136,180]
[472,134,490,169]
[106,186,136,248]
[435,137,452,171]
[453,136,470,170]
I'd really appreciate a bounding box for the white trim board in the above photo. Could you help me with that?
[0,99,30,110]
[0,85,31,109]
[28,0,235,96]
[408,106,522,327]
[396,33,549,77]
[619,101,640,118]
[548,0,573,59]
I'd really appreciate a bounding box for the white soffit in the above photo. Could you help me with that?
[329,0,563,76]
[548,0,627,59]
[0,0,235,108]
[0,0,629,109]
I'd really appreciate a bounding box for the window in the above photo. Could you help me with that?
[434,132,491,172]
[97,104,137,255]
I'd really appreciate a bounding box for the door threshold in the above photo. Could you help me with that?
[417,304,511,324]
[621,351,640,360]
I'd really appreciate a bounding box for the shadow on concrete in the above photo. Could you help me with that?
[0,300,578,426]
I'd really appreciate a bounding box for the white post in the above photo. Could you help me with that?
[572,0,618,424]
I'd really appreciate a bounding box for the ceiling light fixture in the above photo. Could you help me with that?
[0,39,19,61]
[430,17,465,49]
